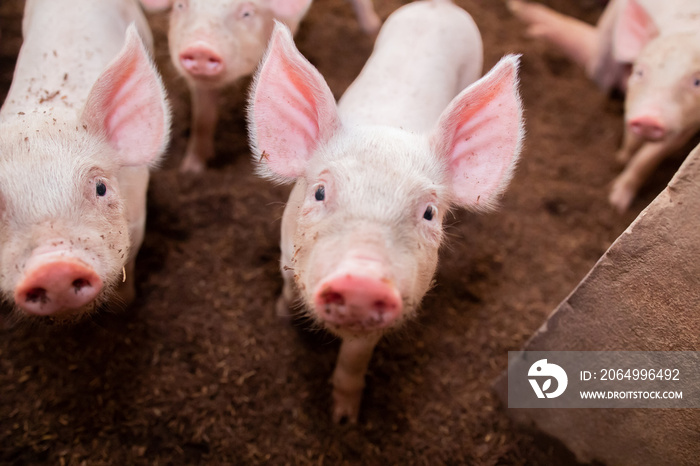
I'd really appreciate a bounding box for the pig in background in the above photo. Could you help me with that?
[139,0,380,173]
[249,0,524,423]
[509,0,700,213]
[0,0,170,323]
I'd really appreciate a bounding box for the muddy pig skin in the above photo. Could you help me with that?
[0,0,170,322]
[248,0,524,423]
[509,0,700,212]
[139,0,380,173]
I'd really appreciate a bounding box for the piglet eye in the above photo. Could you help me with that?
[693,77,700,88]
[239,3,256,19]
[315,185,325,202]
[423,205,437,221]
[96,180,107,197]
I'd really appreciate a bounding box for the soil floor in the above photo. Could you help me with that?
[0,0,685,464]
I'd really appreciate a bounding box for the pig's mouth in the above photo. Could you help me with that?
[2,296,102,326]
[318,298,397,332]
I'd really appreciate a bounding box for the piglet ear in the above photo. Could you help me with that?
[267,0,312,22]
[248,22,340,182]
[81,24,171,167]
[430,55,524,211]
[613,0,658,63]
[139,0,173,12]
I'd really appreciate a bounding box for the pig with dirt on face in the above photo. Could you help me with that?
[248,0,524,423]
[139,0,380,173]
[508,0,700,212]
[0,0,170,322]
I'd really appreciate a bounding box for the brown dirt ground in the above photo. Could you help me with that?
[0,0,686,464]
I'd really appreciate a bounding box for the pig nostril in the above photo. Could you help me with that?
[322,291,345,306]
[25,288,48,304]
[72,278,90,293]
[373,300,387,312]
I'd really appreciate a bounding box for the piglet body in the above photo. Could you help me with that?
[0,0,170,321]
[509,0,700,212]
[140,0,380,173]
[249,0,523,423]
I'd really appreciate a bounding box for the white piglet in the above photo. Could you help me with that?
[509,0,700,212]
[0,0,170,322]
[140,0,381,173]
[249,0,524,423]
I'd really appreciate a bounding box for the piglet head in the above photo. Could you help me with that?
[0,25,170,321]
[615,0,700,142]
[153,0,311,88]
[624,33,700,142]
[249,24,522,337]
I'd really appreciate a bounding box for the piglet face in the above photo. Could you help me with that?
[289,128,446,335]
[249,25,523,338]
[168,0,310,88]
[0,26,170,321]
[0,123,130,320]
[625,34,700,142]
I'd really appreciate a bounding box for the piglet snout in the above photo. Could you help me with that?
[179,42,224,77]
[314,270,402,331]
[15,259,102,316]
[628,115,666,141]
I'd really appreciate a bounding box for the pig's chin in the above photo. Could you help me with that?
[316,315,391,339]
[308,300,413,339]
[184,73,229,90]
[181,66,251,91]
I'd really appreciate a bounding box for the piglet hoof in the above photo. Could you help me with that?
[179,152,206,174]
[609,180,635,213]
[332,387,362,424]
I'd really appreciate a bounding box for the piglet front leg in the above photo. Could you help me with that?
[331,333,383,424]
[615,128,645,166]
[180,86,220,173]
[609,135,688,212]
[276,264,296,318]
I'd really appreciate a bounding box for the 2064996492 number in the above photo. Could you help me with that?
[600,368,681,381]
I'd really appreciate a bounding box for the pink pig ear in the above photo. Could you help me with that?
[613,0,658,63]
[267,0,312,21]
[430,55,524,212]
[248,22,340,181]
[81,24,171,167]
